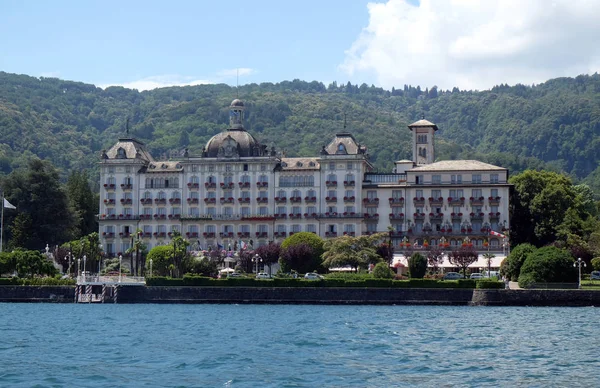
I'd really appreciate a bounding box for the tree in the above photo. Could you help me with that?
[502,243,536,281]
[483,253,496,277]
[280,243,318,274]
[281,232,325,272]
[448,246,478,278]
[426,247,444,274]
[146,246,173,277]
[3,158,74,250]
[372,262,394,279]
[12,250,57,278]
[321,234,385,272]
[66,170,98,238]
[254,243,281,275]
[408,253,427,278]
[518,246,577,288]
[170,231,190,277]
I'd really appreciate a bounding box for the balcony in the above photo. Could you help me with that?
[448,197,465,205]
[203,232,216,238]
[153,214,167,220]
[363,213,379,221]
[238,182,251,188]
[187,182,200,189]
[119,232,131,238]
[289,213,302,219]
[342,231,356,236]
[219,232,235,238]
[256,182,269,188]
[103,199,116,205]
[341,212,359,218]
[255,232,268,238]
[343,180,356,187]
[139,214,153,220]
[187,198,199,204]
[274,231,287,238]
[237,232,251,238]
[290,196,302,203]
[489,212,501,219]
[429,212,444,220]
[325,196,337,202]
[153,232,167,238]
[117,214,136,220]
[325,180,338,187]
[205,182,217,189]
[143,232,152,238]
[389,213,405,220]
[304,196,317,203]
[204,198,216,204]
[304,213,318,219]
[343,196,355,203]
[323,212,339,218]
[167,214,181,220]
[470,212,485,219]
[413,196,425,205]
[102,232,115,238]
[140,198,152,205]
[154,198,167,205]
[363,198,379,206]
[413,212,426,220]
[220,182,235,189]
[428,197,444,205]
[120,184,133,190]
[238,197,251,204]
[103,183,116,190]
[469,196,485,205]
[168,198,181,205]
[274,197,287,203]
[256,197,269,204]
[488,196,501,205]
[439,227,454,234]
[388,197,404,206]
[120,198,133,205]
[185,232,200,238]
[274,213,287,219]
[220,197,234,204]
[325,232,338,238]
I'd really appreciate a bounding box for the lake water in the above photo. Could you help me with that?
[0,304,598,387]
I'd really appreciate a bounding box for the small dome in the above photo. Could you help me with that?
[230,99,244,107]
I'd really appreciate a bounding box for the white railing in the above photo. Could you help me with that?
[77,275,146,285]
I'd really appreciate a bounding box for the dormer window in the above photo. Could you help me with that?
[336,143,347,154]
[296,162,303,167]
[117,147,126,159]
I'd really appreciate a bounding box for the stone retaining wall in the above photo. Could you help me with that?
[0,286,74,303]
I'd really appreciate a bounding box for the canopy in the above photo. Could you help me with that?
[218,267,236,274]
[392,254,505,269]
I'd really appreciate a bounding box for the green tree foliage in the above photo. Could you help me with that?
[408,252,427,278]
[146,246,173,277]
[321,234,384,272]
[66,170,98,238]
[281,232,324,271]
[372,262,394,279]
[280,243,319,274]
[8,249,57,278]
[501,243,537,281]
[518,246,577,288]
[591,257,600,271]
[3,158,74,250]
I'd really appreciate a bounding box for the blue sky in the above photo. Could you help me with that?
[1,0,600,91]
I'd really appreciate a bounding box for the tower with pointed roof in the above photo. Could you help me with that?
[408,118,438,165]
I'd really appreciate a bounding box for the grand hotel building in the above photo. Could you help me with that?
[98,99,510,256]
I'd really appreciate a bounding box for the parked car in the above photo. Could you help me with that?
[228,272,245,278]
[256,272,271,279]
[443,272,463,280]
[591,271,600,280]
[470,273,484,279]
[304,273,324,280]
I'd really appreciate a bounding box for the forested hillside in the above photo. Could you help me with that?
[1,71,599,189]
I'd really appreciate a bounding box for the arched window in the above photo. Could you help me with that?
[337,143,346,154]
[117,147,126,159]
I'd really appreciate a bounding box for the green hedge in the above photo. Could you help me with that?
[144,276,489,289]
[476,280,505,289]
[0,277,76,286]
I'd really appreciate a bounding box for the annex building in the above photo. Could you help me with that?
[98,99,510,258]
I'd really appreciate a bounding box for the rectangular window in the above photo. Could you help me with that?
[432,175,441,184]
[346,162,353,170]
[431,190,441,198]
[306,224,316,233]
[329,162,335,170]
[392,190,403,199]
[416,190,423,198]
[243,164,248,171]
[472,174,482,184]
[241,207,250,216]
[415,175,423,184]
[451,175,456,184]
[277,206,286,214]
[307,206,317,214]
[472,189,482,198]
[344,206,355,213]
[367,223,377,233]
[457,189,463,197]
[259,207,268,215]
[456,175,462,184]
[207,208,216,216]
[491,188,498,197]
[345,190,355,198]
[490,174,499,184]
[367,190,377,199]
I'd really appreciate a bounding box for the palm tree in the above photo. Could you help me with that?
[483,252,496,278]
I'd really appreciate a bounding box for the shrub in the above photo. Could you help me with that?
[363,279,393,287]
[146,276,184,286]
[502,243,536,281]
[476,280,504,289]
[372,262,394,279]
[457,279,476,288]
[182,275,214,286]
[322,278,346,287]
[281,232,324,273]
[592,257,600,271]
[518,246,577,288]
[408,253,427,278]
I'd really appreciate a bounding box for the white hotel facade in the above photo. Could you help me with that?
[98,99,510,257]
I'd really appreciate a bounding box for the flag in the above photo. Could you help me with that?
[3,198,16,209]
[489,230,506,239]
[217,242,224,250]
[241,240,247,250]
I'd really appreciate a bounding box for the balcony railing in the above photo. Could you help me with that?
[325,232,338,237]
[275,197,287,203]
[363,198,379,206]
[169,198,181,204]
[220,197,234,204]
[256,197,269,203]
[204,198,217,204]
[237,232,251,238]
[120,198,133,204]
[120,184,133,190]
[140,198,152,205]
[469,196,485,205]
[451,212,463,219]
[185,232,199,238]
[219,232,235,238]
[205,182,217,189]
[389,213,405,220]
[203,232,216,238]
[154,198,167,205]
[428,197,444,205]
[304,196,317,203]
[274,232,287,238]
[290,196,302,203]
[363,213,379,220]
[289,213,302,219]
[343,180,356,187]
[220,182,235,189]
[388,197,404,206]
[103,183,116,190]
[325,196,337,202]
[187,198,199,204]
[325,180,338,187]
[256,182,269,188]
[238,182,251,188]
[429,212,443,220]
[255,232,268,238]
[343,196,356,202]
[448,197,465,205]
[103,199,116,205]
[187,182,200,189]
[238,197,251,203]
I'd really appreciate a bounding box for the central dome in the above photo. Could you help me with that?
[205,130,262,158]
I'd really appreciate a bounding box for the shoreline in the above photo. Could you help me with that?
[0,285,599,306]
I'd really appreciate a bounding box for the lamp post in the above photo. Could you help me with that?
[119,254,123,283]
[149,259,153,278]
[98,244,103,276]
[77,258,81,278]
[83,255,87,278]
[573,257,586,289]
[253,254,262,274]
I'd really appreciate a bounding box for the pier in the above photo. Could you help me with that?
[75,274,146,303]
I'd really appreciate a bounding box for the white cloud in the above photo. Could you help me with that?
[98,68,256,91]
[340,0,600,90]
